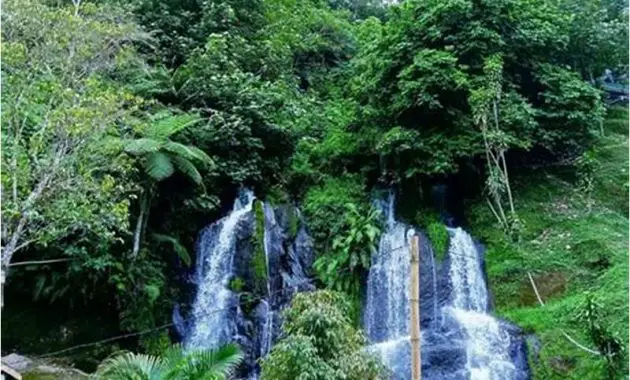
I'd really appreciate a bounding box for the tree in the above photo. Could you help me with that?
[0,0,144,307]
[260,291,385,380]
[121,113,214,257]
[468,55,531,236]
[95,343,244,380]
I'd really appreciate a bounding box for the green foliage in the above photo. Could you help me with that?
[260,291,385,380]
[228,277,246,293]
[151,233,192,267]
[95,343,243,380]
[287,204,300,241]
[574,293,625,379]
[123,113,213,184]
[251,200,268,296]
[303,174,367,255]
[418,212,449,262]
[314,203,381,297]
[1,0,141,265]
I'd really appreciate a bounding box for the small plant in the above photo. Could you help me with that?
[287,204,300,241]
[427,221,448,262]
[416,211,448,261]
[576,149,597,208]
[95,343,243,380]
[229,277,245,293]
[574,293,625,379]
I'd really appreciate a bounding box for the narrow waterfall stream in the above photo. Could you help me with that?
[363,193,529,380]
[445,228,518,379]
[186,190,255,348]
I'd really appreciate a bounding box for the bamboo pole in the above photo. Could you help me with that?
[410,234,421,380]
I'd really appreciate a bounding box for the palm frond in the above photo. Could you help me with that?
[94,352,165,380]
[171,156,203,185]
[143,151,175,181]
[181,344,244,380]
[151,233,191,267]
[147,114,202,140]
[124,138,163,155]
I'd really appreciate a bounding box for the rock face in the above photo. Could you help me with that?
[1,353,88,379]
[180,190,314,379]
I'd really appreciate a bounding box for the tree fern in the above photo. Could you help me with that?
[125,138,163,155]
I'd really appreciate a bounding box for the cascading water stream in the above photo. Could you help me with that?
[259,204,276,357]
[363,193,528,380]
[182,190,317,379]
[364,193,417,373]
[445,227,517,380]
[186,190,255,349]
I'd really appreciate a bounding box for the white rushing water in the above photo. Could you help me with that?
[364,193,423,374]
[260,204,275,357]
[186,190,255,348]
[446,227,517,380]
[365,194,412,343]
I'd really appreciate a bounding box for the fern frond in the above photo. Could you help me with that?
[147,114,202,140]
[171,156,203,185]
[186,145,213,164]
[143,151,175,181]
[94,352,165,380]
[151,233,191,267]
[181,344,244,380]
[124,138,163,155]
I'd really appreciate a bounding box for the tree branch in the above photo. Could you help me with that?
[9,258,72,267]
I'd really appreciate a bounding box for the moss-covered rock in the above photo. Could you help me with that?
[251,200,268,296]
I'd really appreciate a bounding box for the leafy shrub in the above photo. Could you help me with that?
[314,203,381,297]
[260,291,385,380]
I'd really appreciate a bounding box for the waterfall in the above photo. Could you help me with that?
[445,227,518,380]
[364,193,421,374]
[186,190,255,349]
[365,192,412,343]
[363,193,529,380]
[182,190,316,378]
